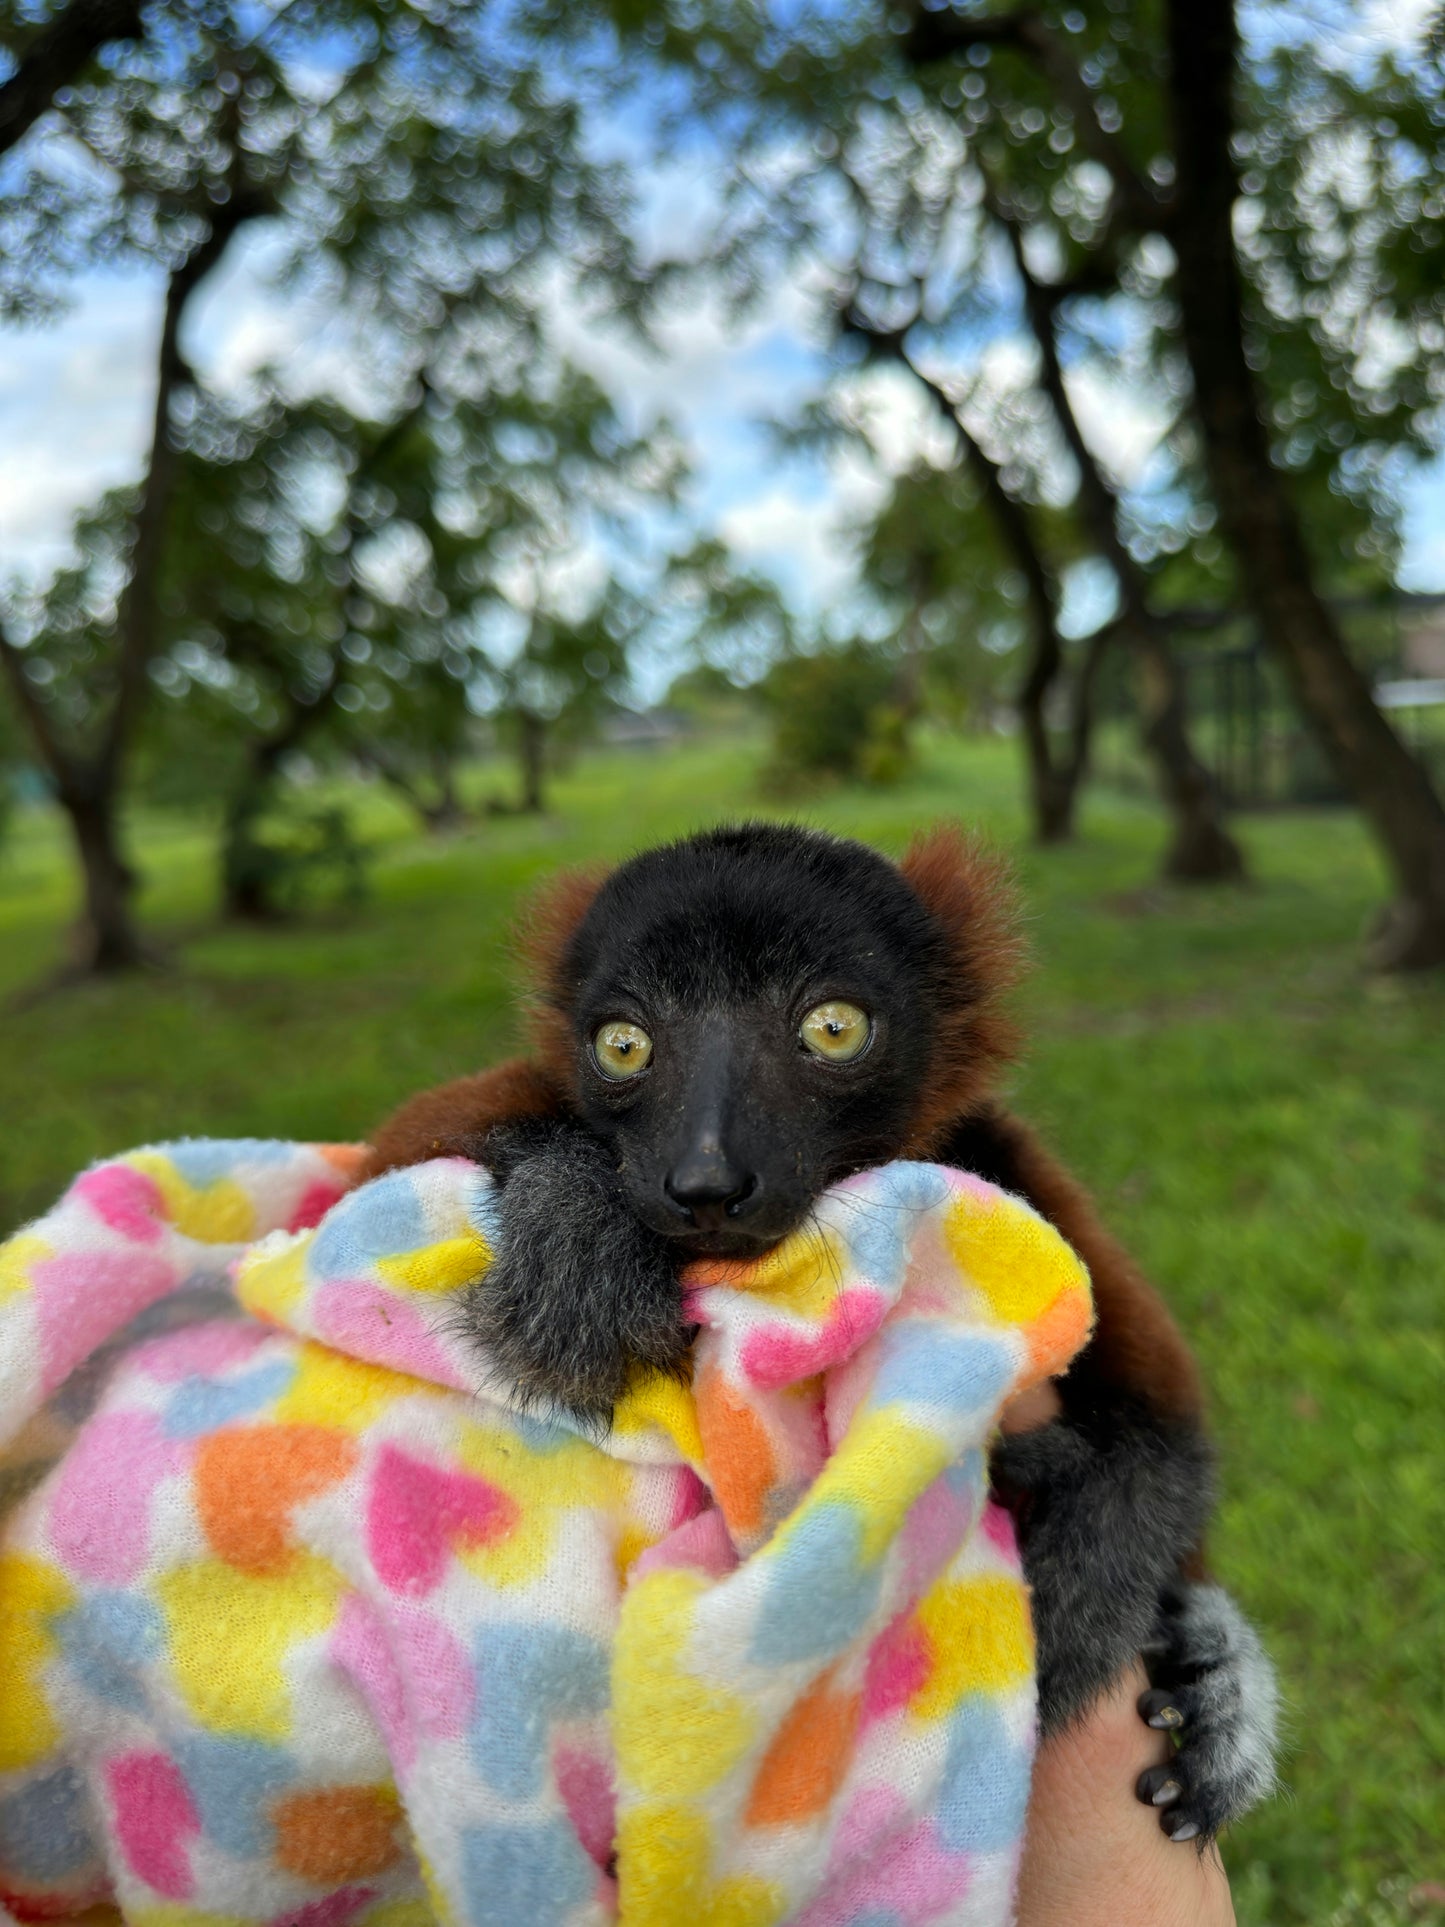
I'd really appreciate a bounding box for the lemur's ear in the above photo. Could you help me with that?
[516,863,612,1090]
[898,825,1027,1149]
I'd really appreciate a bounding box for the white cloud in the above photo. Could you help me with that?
[188,225,375,410]
[1066,366,1170,491]
[718,445,889,613]
[841,361,960,475]
[719,483,854,608]
[1359,0,1436,49]
[547,267,826,435]
[190,247,306,390]
[0,275,160,577]
[1,227,398,583]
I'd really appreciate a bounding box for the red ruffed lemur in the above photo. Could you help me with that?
[365,822,1277,1842]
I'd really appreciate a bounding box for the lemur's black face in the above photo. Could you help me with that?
[559,825,950,1258]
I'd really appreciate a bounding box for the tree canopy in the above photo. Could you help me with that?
[3,0,1445,964]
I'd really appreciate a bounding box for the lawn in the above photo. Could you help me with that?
[1,732,1442,1925]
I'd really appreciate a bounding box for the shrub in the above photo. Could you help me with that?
[760,642,912,790]
[223,793,370,920]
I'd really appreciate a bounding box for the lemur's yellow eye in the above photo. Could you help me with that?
[593,1020,653,1080]
[800,1000,871,1063]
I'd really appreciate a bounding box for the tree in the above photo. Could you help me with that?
[858,446,1108,841]
[600,9,1240,871]
[0,0,655,964]
[985,188,1241,878]
[0,88,264,964]
[354,665,476,836]
[817,42,1240,874]
[901,0,1445,959]
[598,0,1441,933]
[150,357,677,907]
[832,263,1238,870]
[1163,0,1445,960]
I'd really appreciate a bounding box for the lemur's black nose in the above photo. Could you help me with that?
[664,1154,758,1231]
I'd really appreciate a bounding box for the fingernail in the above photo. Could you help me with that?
[1169,1819,1201,1842]
[1149,1705,1184,1729]
[1152,1780,1182,1806]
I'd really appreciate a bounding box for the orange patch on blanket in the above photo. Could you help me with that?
[195,1424,357,1574]
[695,1367,776,1541]
[1024,1285,1094,1385]
[273,1783,403,1881]
[745,1667,859,1827]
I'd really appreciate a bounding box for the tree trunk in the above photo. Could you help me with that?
[422,755,466,833]
[1167,0,1445,964]
[837,319,1109,849]
[222,770,279,923]
[65,783,148,971]
[1020,719,1078,844]
[1131,636,1241,881]
[1018,626,1080,845]
[517,710,546,814]
[992,202,1244,883]
[0,180,264,979]
[1133,622,1245,881]
[923,374,1101,848]
[221,721,301,922]
[1020,619,1114,845]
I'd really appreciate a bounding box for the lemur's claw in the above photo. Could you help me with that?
[1138,1689,1185,1730]
[1136,1764,1183,1806]
[1133,1584,1279,1843]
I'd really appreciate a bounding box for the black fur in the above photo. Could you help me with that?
[458,1118,691,1422]
[456,827,957,1415]
[991,1408,1215,1735]
[936,1106,1278,1833]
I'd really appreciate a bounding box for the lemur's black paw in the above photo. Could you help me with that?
[993,1415,1214,1739]
[1132,1746,1209,1843]
[459,1122,690,1425]
[1134,1582,1279,1842]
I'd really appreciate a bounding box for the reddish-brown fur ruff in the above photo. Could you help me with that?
[358,1057,568,1183]
[894,829,1204,1428]
[897,825,1027,1149]
[516,862,611,1097]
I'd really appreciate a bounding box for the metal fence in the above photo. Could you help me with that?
[1099,595,1445,809]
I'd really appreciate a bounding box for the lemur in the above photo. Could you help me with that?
[364,822,1278,1842]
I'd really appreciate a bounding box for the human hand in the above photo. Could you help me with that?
[1015,1663,1236,1927]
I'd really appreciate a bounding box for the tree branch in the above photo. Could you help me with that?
[840,303,1087,705]
[903,2,1170,232]
[842,303,1062,618]
[101,157,274,781]
[978,176,1240,868]
[0,615,78,793]
[0,0,143,159]
[982,172,1151,613]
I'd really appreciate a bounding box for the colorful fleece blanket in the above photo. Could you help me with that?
[0,1142,1092,1927]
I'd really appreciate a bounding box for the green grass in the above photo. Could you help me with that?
[2,733,1442,1924]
